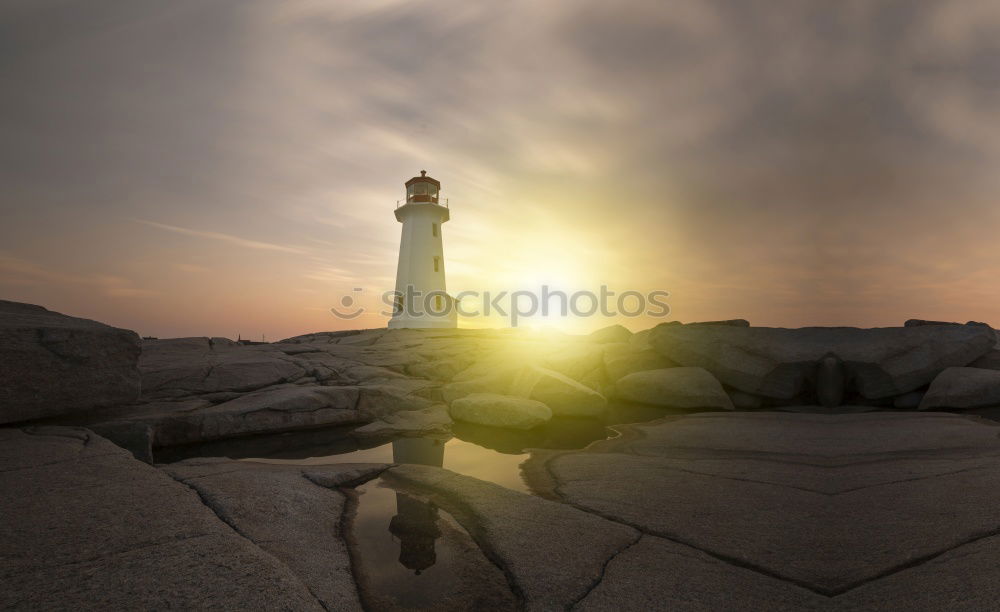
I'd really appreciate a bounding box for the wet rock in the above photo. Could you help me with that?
[384,464,639,611]
[615,367,734,410]
[1,428,324,610]
[0,300,140,424]
[587,324,633,344]
[511,366,608,417]
[919,367,1000,410]
[649,324,995,400]
[449,393,552,430]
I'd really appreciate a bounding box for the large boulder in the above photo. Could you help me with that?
[449,393,552,430]
[614,367,734,410]
[649,324,995,401]
[586,324,632,344]
[511,366,608,417]
[602,343,676,381]
[0,301,141,424]
[919,367,1000,410]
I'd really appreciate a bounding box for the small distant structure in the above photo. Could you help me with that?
[389,170,456,329]
[235,333,267,346]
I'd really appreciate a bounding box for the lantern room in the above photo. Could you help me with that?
[405,170,441,204]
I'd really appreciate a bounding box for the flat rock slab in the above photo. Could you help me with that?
[524,411,1000,607]
[0,301,140,423]
[164,459,391,611]
[0,427,325,610]
[649,324,995,400]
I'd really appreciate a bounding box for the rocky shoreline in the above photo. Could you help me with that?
[6,299,1000,609]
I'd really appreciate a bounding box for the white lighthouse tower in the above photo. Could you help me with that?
[389,170,456,329]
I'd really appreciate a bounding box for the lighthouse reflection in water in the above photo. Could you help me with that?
[388,438,444,574]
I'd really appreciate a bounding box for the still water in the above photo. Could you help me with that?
[161,402,677,610]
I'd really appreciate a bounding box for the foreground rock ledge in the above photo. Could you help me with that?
[0,301,140,424]
[0,427,329,609]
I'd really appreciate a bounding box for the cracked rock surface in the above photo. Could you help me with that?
[9,412,1000,609]
[524,411,1000,609]
[0,427,326,610]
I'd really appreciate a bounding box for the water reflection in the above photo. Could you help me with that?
[353,438,517,610]
[388,438,444,575]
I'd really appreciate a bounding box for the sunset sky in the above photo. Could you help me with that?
[2,0,1000,339]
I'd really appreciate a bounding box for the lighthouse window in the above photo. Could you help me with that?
[415,183,427,195]
[431,223,438,237]
[433,256,440,272]
[406,184,414,200]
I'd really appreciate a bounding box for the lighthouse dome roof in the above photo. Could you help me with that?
[404,170,440,188]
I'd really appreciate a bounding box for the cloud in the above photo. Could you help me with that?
[134,220,309,254]
[0,254,156,298]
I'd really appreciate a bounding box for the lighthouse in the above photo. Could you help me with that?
[388,171,456,329]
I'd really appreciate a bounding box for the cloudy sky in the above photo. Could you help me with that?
[2,0,1000,338]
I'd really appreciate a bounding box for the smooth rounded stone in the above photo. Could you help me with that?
[919,367,1000,410]
[816,354,846,408]
[614,368,734,410]
[441,370,519,404]
[0,300,141,424]
[511,366,608,417]
[603,343,676,381]
[893,390,925,409]
[586,324,633,344]
[449,393,552,430]
[649,324,996,400]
